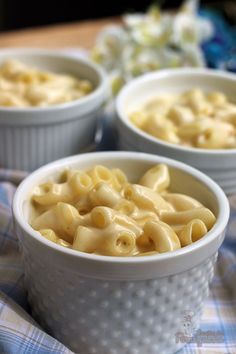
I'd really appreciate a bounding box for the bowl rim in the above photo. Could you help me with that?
[13,151,230,266]
[0,48,107,113]
[116,67,236,155]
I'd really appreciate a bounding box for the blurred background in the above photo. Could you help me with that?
[0,0,235,31]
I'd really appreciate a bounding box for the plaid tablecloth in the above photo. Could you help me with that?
[0,167,236,354]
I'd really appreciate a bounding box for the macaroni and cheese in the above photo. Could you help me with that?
[129,89,236,149]
[31,164,216,256]
[0,59,93,107]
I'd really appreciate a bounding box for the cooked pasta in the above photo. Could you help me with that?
[177,219,207,247]
[89,183,121,208]
[139,164,170,192]
[129,89,236,149]
[31,164,216,256]
[137,220,181,253]
[0,59,93,107]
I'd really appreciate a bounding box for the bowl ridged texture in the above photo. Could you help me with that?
[0,50,107,171]
[116,68,236,195]
[0,111,98,171]
[117,122,236,196]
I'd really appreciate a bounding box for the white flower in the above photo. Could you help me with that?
[91,0,214,94]
[171,12,213,46]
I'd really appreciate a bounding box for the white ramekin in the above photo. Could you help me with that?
[13,151,229,354]
[0,49,108,171]
[116,68,236,195]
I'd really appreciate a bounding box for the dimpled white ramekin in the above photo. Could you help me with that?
[0,49,108,171]
[116,69,236,195]
[13,152,229,354]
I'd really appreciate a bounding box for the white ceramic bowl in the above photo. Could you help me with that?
[0,49,108,171]
[116,68,236,195]
[13,151,229,354]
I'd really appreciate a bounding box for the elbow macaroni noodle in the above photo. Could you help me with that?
[31,164,216,256]
[0,59,93,107]
[129,89,236,149]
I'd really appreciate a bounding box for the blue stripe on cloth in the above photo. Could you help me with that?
[222,241,236,253]
[0,278,29,311]
[0,185,9,207]
[209,295,230,354]
[0,329,72,354]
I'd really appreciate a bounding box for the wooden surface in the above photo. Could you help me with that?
[0,18,119,49]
